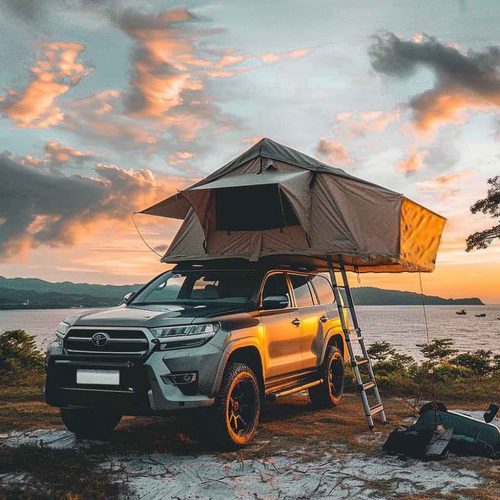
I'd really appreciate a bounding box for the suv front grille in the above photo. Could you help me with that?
[64,328,150,356]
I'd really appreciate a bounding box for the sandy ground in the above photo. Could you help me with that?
[2,396,498,499]
[2,428,485,499]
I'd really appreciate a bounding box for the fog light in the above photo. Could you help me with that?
[173,372,197,385]
[162,372,197,385]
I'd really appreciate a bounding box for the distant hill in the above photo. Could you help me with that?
[0,276,142,309]
[0,276,484,309]
[351,287,483,306]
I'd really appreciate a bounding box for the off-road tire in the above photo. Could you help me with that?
[60,408,121,440]
[309,344,344,408]
[206,362,261,449]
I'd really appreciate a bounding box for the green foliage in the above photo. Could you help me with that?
[451,350,495,376]
[368,342,416,387]
[367,341,396,362]
[366,338,499,400]
[0,329,44,381]
[417,338,458,363]
[494,354,500,372]
[466,176,500,251]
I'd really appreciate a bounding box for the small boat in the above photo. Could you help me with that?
[456,309,466,315]
[475,313,486,317]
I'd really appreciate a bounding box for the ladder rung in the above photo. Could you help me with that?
[344,327,361,334]
[362,381,376,391]
[346,335,363,342]
[370,404,385,416]
[354,358,370,367]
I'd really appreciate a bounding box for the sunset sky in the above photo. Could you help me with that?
[0,1,499,302]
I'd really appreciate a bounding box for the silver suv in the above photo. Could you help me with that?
[45,260,347,447]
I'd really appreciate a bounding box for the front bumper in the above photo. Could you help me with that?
[45,342,222,415]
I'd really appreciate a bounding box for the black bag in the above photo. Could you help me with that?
[382,426,434,459]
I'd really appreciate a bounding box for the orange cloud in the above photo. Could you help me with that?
[412,90,498,133]
[44,140,94,165]
[315,137,350,165]
[114,8,246,142]
[334,109,401,137]
[417,170,475,199]
[396,149,429,174]
[259,48,311,64]
[285,48,311,58]
[1,42,91,128]
[260,52,280,64]
[18,154,45,167]
[167,151,195,165]
[242,135,264,145]
[63,90,160,150]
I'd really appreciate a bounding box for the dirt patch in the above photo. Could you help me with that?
[2,395,498,499]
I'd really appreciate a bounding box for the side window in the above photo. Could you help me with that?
[311,275,335,305]
[289,274,315,307]
[262,273,291,303]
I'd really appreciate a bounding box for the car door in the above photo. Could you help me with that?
[259,272,303,379]
[288,273,330,370]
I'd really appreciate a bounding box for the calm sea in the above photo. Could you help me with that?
[1,305,499,360]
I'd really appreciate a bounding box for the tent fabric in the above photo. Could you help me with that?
[140,138,446,273]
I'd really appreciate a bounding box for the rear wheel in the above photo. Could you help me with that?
[206,362,261,449]
[60,408,121,440]
[309,344,344,408]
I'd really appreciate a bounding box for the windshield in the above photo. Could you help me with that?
[130,269,259,308]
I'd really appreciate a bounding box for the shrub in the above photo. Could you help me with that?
[367,341,396,362]
[451,350,495,376]
[416,338,458,363]
[0,330,44,381]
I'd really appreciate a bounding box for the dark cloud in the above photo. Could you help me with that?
[369,32,500,131]
[0,154,181,258]
[1,0,115,22]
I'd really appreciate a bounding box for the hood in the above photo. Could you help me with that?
[71,303,248,328]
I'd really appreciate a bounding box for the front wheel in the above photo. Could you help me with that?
[60,408,121,440]
[207,362,261,449]
[309,344,345,408]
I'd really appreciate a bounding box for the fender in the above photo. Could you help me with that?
[320,326,348,365]
[210,336,265,396]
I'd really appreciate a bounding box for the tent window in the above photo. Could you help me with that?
[215,184,299,231]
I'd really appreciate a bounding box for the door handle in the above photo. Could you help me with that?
[291,318,301,327]
[319,315,328,323]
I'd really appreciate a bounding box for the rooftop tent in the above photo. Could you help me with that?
[140,138,446,272]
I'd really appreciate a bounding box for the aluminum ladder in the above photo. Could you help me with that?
[326,255,387,429]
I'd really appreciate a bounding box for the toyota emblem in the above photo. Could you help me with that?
[91,332,110,347]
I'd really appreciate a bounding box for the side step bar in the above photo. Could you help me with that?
[266,379,323,401]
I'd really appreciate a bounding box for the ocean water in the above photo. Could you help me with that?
[1,305,499,360]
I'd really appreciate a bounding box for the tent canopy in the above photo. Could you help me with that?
[140,138,446,273]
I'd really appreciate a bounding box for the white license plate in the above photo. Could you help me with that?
[76,369,120,385]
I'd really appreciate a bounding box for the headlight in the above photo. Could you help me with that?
[55,321,70,341]
[150,323,220,350]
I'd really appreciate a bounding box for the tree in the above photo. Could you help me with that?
[0,329,44,374]
[367,341,396,362]
[451,350,494,376]
[417,338,458,363]
[466,176,500,251]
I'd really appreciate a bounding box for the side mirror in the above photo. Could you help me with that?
[263,295,289,310]
[123,292,135,304]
